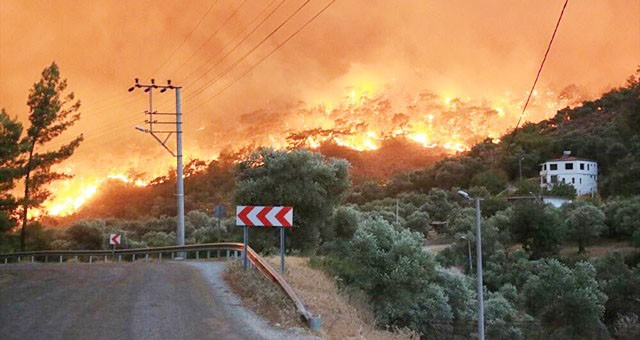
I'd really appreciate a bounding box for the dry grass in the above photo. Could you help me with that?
[559,239,638,259]
[265,256,416,340]
[223,260,305,331]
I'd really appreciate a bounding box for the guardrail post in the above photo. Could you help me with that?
[74,255,78,262]
[89,256,93,263]
[31,256,34,263]
[17,256,20,262]
[104,255,108,262]
[45,256,48,263]
[3,257,6,264]
[217,250,220,258]
[226,250,230,259]
[145,254,149,262]
[308,316,322,330]
[159,253,162,261]
[133,254,136,262]
[118,255,122,262]
[171,252,175,260]
[207,251,210,259]
[196,251,199,260]
[59,256,63,263]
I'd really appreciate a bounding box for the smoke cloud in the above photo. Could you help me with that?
[1,0,638,214]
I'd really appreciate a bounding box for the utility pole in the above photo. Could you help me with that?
[129,79,185,254]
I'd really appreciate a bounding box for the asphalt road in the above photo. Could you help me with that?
[0,261,279,340]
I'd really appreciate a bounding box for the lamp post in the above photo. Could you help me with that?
[457,190,484,340]
[519,156,525,182]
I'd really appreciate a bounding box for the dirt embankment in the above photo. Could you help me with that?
[225,257,415,339]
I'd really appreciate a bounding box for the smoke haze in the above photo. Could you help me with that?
[1,0,638,215]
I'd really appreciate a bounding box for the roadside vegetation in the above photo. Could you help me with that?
[1,69,639,338]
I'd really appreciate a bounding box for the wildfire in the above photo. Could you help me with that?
[32,80,584,219]
[36,173,148,217]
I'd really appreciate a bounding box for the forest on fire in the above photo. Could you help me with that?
[1,68,639,338]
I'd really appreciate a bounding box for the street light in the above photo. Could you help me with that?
[134,125,148,133]
[458,190,485,340]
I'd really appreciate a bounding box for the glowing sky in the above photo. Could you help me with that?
[1,0,638,215]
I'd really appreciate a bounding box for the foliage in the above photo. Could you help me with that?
[594,252,640,328]
[0,109,23,249]
[545,182,577,199]
[234,149,350,252]
[509,202,565,259]
[17,62,83,250]
[66,220,106,250]
[142,231,176,247]
[330,205,360,240]
[565,204,606,253]
[604,196,640,238]
[484,290,530,339]
[470,169,508,194]
[321,217,462,336]
[521,259,607,338]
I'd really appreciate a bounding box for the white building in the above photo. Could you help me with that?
[539,151,597,196]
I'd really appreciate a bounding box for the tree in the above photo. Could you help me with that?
[0,109,23,250]
[470,169,508,194]
[509,202,566,259]
[522,260,607,337]
[325,217,454,335]
[18,62,83,250]
[566,204,606,253]
[594,252,640,328]
[234,149,350,251]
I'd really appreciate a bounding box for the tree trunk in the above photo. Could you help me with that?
[20,144,35,251]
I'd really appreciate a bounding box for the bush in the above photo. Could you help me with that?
[521,259,607,337]
[321,217,481,337]
[142,231,176,247]
[66,220,106,250]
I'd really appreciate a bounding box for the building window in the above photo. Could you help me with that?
[562,177,566,183]
[572,177,575,184]
[543,164,547,170]
[565,163,574,170]
[580,163,584,170]
[580,178,582,184]
[550,164,558,171]
[551,175,557,184]
[542,176,547,184]
[587,164,590,170]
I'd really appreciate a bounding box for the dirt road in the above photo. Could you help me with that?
[0,261,299,340]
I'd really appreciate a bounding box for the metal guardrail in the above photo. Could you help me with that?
[0,242,321,330]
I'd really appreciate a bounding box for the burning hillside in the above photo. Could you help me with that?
[2,1,636,219]
[38,82,586,218]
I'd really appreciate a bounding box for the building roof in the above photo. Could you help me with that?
[546,156,595,162]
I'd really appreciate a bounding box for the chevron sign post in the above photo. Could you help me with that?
[235,206,293,227]
[236,206,294,271]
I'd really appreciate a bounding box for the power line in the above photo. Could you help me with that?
[180,0,286,87]
[190,0,337,111]
[150,0,220,76]
[184,0,314,103]
[151,0,283,110]
[506,0,568,150]
[168,0,250,78]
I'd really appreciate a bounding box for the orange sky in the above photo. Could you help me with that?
[1,0,639,215]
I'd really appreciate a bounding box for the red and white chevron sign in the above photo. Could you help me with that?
[236,206,293,227]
